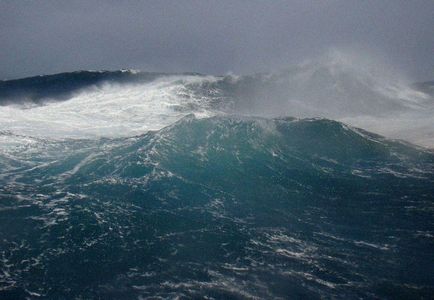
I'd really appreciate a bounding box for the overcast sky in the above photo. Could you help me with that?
[1,0,433,81]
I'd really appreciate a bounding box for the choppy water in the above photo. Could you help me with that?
[1,56,434,299]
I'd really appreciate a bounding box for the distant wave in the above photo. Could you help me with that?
[0,51,433,147]
[0,70,182,105]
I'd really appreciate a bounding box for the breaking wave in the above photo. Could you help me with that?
[1,52,433,298]
[1,51,433,146]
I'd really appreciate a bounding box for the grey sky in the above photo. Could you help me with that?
[1,0,433,80]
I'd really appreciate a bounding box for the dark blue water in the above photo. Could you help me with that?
[1,115,433,299]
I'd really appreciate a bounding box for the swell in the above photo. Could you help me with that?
[1,114,434,178]
[0,116,433,298]
[1,51,434,298]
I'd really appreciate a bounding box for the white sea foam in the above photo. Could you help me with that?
[0,50,433,147]
[0,75,223,140]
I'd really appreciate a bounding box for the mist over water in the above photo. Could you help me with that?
[0,50,433,147]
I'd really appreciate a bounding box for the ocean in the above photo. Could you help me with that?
[1,59,433,299]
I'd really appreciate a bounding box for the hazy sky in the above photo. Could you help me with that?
[1,0,433,80]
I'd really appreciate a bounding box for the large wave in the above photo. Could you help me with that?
[1,115,433,298]
[1,52,434,298]
[0,51,433,146]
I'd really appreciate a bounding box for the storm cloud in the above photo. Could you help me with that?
[1,0,433,80]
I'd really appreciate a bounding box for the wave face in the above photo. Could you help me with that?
[1,115,434,299]
[1,53,434,298]
[0,70,166,105]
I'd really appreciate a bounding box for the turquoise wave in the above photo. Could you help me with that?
[1,115,433,298]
